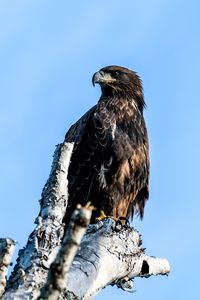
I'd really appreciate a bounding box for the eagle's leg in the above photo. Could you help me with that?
[96,211,129,225]
[96,210,119,222]
[96,210,110,221]
[96,211,129,232]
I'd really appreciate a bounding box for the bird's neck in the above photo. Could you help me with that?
[99,85,145,113]
[99,93,145,115]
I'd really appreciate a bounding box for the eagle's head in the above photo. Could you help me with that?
[92,65,145,111]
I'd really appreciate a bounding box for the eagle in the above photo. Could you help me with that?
[64,65,149,224]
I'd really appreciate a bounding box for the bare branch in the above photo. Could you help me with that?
[64,219,170,299]
[39,204,92,300]
[2,139,170,300]
[3,142,74,300]
[0,238,15,297]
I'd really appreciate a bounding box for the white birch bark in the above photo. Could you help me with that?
[1,140,170,300]
[2,142,74,300]
[39,204,93,300]
[0,238,15,297]
[62,219,170,299]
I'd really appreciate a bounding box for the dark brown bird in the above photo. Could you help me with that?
[64,65,149,224]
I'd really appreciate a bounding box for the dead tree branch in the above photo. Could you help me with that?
[2,142,74,299]
[62,219,170,299]
[1,139,170,300]
[39,204,92,300]
[0,238,15,298]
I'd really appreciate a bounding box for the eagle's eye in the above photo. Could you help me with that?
[112,71,120,78]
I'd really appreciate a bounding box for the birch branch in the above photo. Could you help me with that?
[2,142,74,300]
[2,138,170,300]
[39,204,92,300]
[62,218,170,299]
[0,238,15,297]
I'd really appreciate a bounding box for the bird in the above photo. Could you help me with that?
[64,65,149,224]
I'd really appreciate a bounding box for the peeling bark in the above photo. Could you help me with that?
[63,219,170,299]
[39,204,92,300]
[3,142,74,300]
[0,238,15,297]
[1,140,170,300]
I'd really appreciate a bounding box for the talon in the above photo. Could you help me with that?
[96,210,108,221]
[96,211,129,227]
[96,210,118,222]
[114,216,130,231]
[119,216,130,227]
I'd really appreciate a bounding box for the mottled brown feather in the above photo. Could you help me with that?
[64,66,149,224]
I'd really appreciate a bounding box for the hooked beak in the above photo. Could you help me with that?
[92,71,115,86]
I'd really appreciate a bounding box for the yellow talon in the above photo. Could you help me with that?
[96,210,120,222]
[96,210,108,221]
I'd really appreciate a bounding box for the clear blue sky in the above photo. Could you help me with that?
[0,1,199,299]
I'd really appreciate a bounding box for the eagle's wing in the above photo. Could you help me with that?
[64,102,115,222]
[64,102,149,222]
[109,116,149,219]
[128,129,149,219]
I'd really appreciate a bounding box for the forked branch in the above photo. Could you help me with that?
[1,141,170,300]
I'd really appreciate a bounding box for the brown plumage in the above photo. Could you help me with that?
[64,65,149,223]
